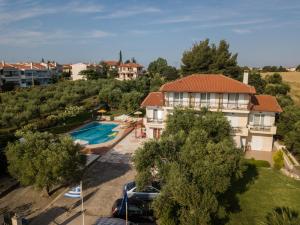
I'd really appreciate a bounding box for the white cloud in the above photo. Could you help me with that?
[0,1,104,25]
[232,28,252,34]
[0,29,114,46]
[96,6,161,19]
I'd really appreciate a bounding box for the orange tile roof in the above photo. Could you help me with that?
[120,63,143,68]
[141,92,164,107]
[250,95,283,113]
[160,74,256,94]
[104,60,119,66]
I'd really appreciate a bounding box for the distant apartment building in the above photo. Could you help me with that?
[0,61,59,88]
[104,60,119,70]
[71,63,100,80]
[117,63,143,80]
[104,61,144,80]
[141,73,282,152]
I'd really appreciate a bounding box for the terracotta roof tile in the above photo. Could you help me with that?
[104,60,119,66]
[250,95,283,113]
[120,63,143,68]
[160,74,256,94]
[141,92,164,107]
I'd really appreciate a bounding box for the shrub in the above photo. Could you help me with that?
[244,158,271,168]
[273,151,284,170]
[260,207,300,225]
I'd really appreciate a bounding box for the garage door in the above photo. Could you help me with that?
[251,136,263,151]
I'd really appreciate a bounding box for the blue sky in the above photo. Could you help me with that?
[0,0,300,67]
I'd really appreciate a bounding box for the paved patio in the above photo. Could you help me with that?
[245,150,274,166]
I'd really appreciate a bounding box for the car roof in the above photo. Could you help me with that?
[94,217,135,225]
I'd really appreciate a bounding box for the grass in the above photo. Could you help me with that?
[227,165,300,225]
[261,72,300,106]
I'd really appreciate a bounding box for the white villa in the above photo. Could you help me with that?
[71,62,100,80]
[117,63,143,80]
[141,73,282,152]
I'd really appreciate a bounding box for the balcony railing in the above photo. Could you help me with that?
[165,100,248,110]
[248,125,272,132]
[147,118,163,123]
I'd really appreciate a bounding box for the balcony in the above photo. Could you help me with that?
[146,118,163,123]
[248,125,277,134]
[231,127,249,136]
[165,100,248,111]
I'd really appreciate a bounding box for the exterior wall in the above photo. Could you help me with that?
[248,134,274,151]
[71,63,87,80]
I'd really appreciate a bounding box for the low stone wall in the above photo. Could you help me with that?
[274,141,300,180]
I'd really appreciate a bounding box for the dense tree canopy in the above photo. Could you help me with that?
[6,131,86,194]
[262,66,287,72]
[296,65,300,71]
[134,109,243,225]
[148,57,179,81]
[181,39,241,79]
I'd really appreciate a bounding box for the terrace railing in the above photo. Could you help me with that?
[165,100,249,110]
[147,118,164,123]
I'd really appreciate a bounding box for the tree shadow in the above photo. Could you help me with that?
[214,163,259,225]
[82,156,132,190]
[29,206,68,225]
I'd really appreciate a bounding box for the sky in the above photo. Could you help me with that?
[0,0,300,67]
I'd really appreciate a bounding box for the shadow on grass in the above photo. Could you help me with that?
[214,163,259,225]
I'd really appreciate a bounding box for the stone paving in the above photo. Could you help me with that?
[98,131,147,164]
[30,130,147,225]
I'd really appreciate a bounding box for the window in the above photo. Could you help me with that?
[153,109,158,119]
[250,114,265,126]
[200,93,210,106]
[174,92,183,105]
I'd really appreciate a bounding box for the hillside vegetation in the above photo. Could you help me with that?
[261,72,300,105]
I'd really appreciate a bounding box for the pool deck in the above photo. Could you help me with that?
[73,120,136,155]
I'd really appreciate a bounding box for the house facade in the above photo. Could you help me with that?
[141,74,282,151]
[117,63,143,80]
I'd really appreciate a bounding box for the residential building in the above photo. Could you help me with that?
[71,63,100,80]
[141,73,282,151]
[63,64,72,75]
[104,60,119,70]
[117,63,143,80]
[0,61,54,88]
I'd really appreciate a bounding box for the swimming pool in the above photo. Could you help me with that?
[70,122,118,145]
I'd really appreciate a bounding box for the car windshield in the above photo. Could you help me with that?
[125,182,136,191]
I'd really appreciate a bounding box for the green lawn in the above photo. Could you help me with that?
[227,166,300,225]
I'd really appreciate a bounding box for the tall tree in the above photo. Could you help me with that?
[181,39,241,79]
[134,109,243,225]
[6,131,86,195]
[148,57,179,80]
[248,72,266,94]
[119,50,123,64]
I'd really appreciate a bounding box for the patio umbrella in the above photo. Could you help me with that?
[98,109,107,119]
[134,111,142,117]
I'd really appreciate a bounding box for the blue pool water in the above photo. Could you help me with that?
[70,122,118,145]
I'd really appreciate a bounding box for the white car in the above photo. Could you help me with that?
[124,181,160,201]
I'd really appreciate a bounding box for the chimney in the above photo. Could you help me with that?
[30,62,33,69]
[243,71,249,84]
[1,60,4,66]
